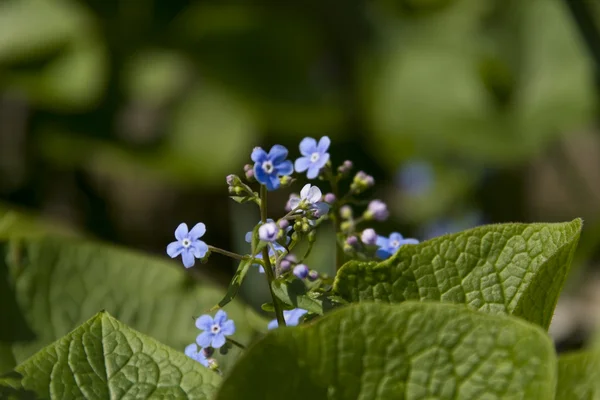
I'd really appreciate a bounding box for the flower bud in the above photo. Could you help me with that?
[323,193,336,204]
[340,205,353,219]
[345,236,359,248]
[245,168,255,181]
[364,200,389,221]
[361,228,378,245]
[226,174,241,187]
[258,222,279,242]
[338,160,353,174]
[277,219,289,230]
[308,270,319,281]
[293,264,309,279]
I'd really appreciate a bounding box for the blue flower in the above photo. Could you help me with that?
[288,184,329,217]
[293,264,309,279]
[184,343,209,367]
[245,220,290,273]
[196,310,235,349]
[295,136,330,179]
[268,308,308,330]
[252,145,294,191]
[375,232,419,259]
[167,223,209,268]
[258,222,279,242]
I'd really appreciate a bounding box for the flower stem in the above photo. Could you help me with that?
[208,246,246,261]
[260,185,287,327]
[227,337,247,350]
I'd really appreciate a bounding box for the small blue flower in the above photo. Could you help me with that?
[287,184,329,218]
[196,310,235,349]
[376,232,419,259]
[293,264,309,279]
[268,308,308,330]
[167,223,209,268]
[258,222,279,242]
[185,343,209,367]
[252,145,294,191]
[295,136,330,179]
[245,220,290,273]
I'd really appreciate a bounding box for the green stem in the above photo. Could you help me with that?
[260,185,286,327]
[227,337,247,350]
[208,246,246,261]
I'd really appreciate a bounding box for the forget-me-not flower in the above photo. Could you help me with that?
[258,222,279,242]
[252,145,293,191]
[167,223,209,268]
[246,219,291,273]
[196,310,235,349]
[268,308,308,330]
[376,232,419,259]
[288,184,329,217]
[295,136,330,179]
[185,343,209,367]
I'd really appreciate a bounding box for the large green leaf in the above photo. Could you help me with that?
[0,236,256,373]
[334,219,581,329]
[217,302,556,400]
[556,350,600,399]
[1,311,220,399]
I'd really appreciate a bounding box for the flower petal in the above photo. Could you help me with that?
[315,153,329,169]
[182,250,196,268]
[275,160,293,176]
[294,157,311,173]
[300,183,312,200]
[193,240,209,258]
[254,163,270,186]
[289,199,301,212]
[245,231,253,243]
[268,145,289,163]
[389,232,404,242]
[299,137,317,156]
[185,343,198,358]
[221,319,235,336]
[266,174,280,191]
[174,223,189,240]
[306,164,321,179]
[317,136,331,153]
[166,241,184,258]
[196,314,214,331]
[196,331,213,348]
[214,310,228,325]
[376,248,391,259]
[212,332,227,349]
[267,319,278,330]
[314,202,330,217]
[375,236,388,247]
[188,223,206,240]
[286,308,308,326]
[306,186,322,203]
[251,147,267,163]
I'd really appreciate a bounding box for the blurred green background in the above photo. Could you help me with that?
[2,0,600,351]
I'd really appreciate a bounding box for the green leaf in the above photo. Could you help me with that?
[2,311,220,399]
[271,279,338,315]
[334,219,582,329]
[0,237,256,372]
[217,302,556,400]
[556,350,600,399]
[211,258,253,311]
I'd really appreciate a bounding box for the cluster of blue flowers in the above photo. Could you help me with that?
[165,136,420,369]
[184,310,236,368]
